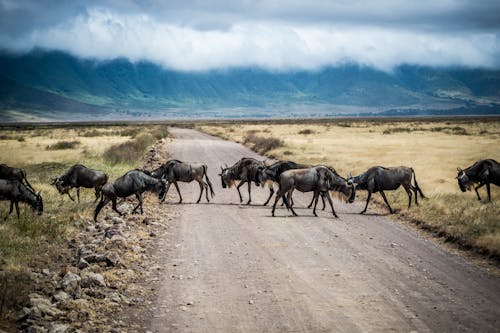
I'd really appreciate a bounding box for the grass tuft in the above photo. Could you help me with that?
[46,140,81,150]
[103,134,155,164]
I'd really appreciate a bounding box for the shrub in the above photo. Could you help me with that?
[151,125,169,140]
[119,127,141,138]
[243,134,284,154]
[103,134,154,164]
[46,140,80,150]
[81,129,105,137]
[298,129,314,135]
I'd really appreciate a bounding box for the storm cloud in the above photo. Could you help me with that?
[1,0,499,71]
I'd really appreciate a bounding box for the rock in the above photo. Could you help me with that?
[29,293,63,318]
[149,232,157,237]
[48,323,69,333]
[248,300,254,305]
[111,216,125,225]
[53,291,70,303]
[59,273,81,293]
[77,258,90,270]
[142,218,152,225]
[80,272,107,288]
[83,251,122,267]
[104,227,123,239]
[42,269,50,276]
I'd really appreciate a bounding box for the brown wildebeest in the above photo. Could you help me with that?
[151,159,215,203]
[272,166,354,218]
[348,166,425,214]
[0,163,35,192]
[94,170,166,222]
[457,159,500,201]
[52,164,108,202]
[220,157,272,204]
[0,179,43,220]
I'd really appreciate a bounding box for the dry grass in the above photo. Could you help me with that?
[198,119,500,257]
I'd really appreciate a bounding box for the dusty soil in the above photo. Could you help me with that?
[124,127,500,332]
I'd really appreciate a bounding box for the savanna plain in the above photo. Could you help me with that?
[0,118,499,330]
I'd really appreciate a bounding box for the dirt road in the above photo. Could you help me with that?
[145,128,499,332]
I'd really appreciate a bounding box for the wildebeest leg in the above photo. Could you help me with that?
[271,189,284,216]
[360,191,372,214]
[307,195,315,209]
[94,196,110,221]
[312,191,320,216]
[94,187,100,203]
[161,182,172,202]
[286,189,298,216]
[4,201,14,220]
[487,182,491,202]
[66,190,75,202]
[203,181,210,202]
[173,181,183,204]
[14,202,20,219]
[263,186,274,206]
[132,193,144,214]
[474,183,484,201]
[246,181,252,205]
[379,190,393,214]
[321,193,326,210]
[325,191,338,218]
[76,187,81,203]
[236,181,245,203]
[111,198,123,215]
[403,184,413,208]
[196,180,204,203]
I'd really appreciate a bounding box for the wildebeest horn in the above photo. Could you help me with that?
[457,167,462,172]
[50,177,58,185]
[36,191,41,196]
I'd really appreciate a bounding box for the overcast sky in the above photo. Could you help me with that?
[1,0,499,71]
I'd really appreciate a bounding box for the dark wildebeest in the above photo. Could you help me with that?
[0,179,43,220]
[0,163,35,192]
[457,159,500,201]
[348,166,425,214]
[52,164,108,203]
[220,157,272,204]
[150,159,215,203]
[257,160,310,206]
[94,170,166,222]
[272,166,354,218]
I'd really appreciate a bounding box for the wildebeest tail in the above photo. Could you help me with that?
[203,165,215,198]
[411,168,426,199]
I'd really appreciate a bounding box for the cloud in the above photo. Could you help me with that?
[1,1,499,71]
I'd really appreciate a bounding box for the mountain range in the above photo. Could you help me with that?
[1,50,499,121]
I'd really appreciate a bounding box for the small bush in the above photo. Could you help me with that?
[382,127,412,135]
[81,129,105,137]
[298,129,314,135]
[283,151,294,155]
[243,134,284,154]
[119,128,141,138]
[46,140,80,150]
[151,126,169,140]
[17,137,25,142]
[104,134,154,164]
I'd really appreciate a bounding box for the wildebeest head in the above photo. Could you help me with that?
[219,166,233,188]
[156,179,167,200]
[456,168,471,192]
[33,191,43,215]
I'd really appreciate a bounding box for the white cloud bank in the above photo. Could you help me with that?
[1,6,499,71]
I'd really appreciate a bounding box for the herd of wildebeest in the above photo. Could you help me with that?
[0,157,499,221]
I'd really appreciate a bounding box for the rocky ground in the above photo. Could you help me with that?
[13,138,172,333]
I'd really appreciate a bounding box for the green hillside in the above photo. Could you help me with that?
[0,50,499,120]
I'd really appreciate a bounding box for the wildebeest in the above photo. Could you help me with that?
[272,166,354,218]
[0,179,43,220]
[52,164,108,203]
[457,159,500,201]
[257,160,310,206]
[150,159,215,203]
[94,170,166,222]
[0,163,35,192]
[348,166,425,214]
[220,157,272,204]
